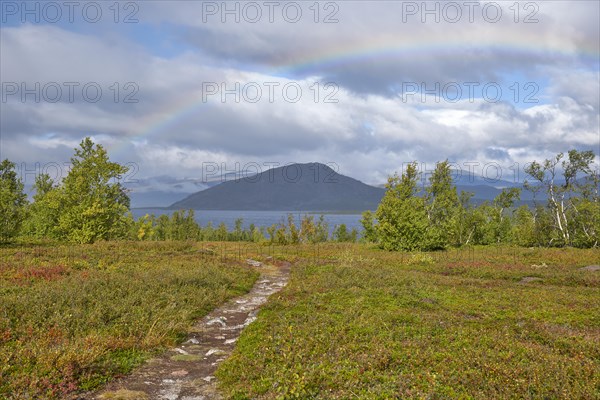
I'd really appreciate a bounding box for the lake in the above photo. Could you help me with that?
[131,209,365,234]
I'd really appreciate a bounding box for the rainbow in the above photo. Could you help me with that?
[117,34,599,156]
[268,32,599,76]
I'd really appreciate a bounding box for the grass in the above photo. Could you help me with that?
[216,244,600,399]
[2,241,598,399]
[0,241,259,399]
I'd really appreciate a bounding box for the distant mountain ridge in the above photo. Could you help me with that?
[170,163,386,211]
[166,162,551,211]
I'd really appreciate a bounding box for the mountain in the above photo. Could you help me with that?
[170,163,386,211]
[451,170,521,188]
[168,162,558,211]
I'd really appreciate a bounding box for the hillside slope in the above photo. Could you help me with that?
[170,163,386,211]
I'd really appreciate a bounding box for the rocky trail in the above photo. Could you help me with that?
[86,260,291,400]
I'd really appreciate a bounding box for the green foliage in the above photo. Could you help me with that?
[569,169,600,248]
[274,221,288,245]
[491,187,521,244]
[297,215,328,244]
[233,218,244,240]
[137,212,227,242]
[570,196,600,248]
[133,214,157,240]
[266,224,276,244]
[202,221,215,241]
[287,214,300,244]
[524,149,597,247]
[171,210,200,240]
[359,210,377,243]
[375,163,427,251]
[22,174,61,239]
[461,188,522,246]
[250,224,266,243]
[332,223,358,242]
[299,215,317,243]
[455,190,485,246]
[370,150,598,250]
[21,138,132,244]
[0,159,27,242]
[216,222,229,241]
[314,215,329,243]
[424,160,460,249]
[532,205,557,246]
[56,138,131,243]
[265,214,329,245]
[511,205,536,247]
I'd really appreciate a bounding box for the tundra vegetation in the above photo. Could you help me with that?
[1,139,598,398]
[0,241,258,398]
[216,244,600,399]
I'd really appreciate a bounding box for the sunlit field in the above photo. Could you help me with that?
[2,242,598,399]
[217,244,600,399]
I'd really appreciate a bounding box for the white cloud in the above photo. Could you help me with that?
[1,2,598,188]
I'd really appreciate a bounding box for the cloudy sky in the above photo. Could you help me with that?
[1,0,599,197]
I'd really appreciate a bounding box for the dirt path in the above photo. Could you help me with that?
[86,260,291,400]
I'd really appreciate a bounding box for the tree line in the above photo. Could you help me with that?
[361,152,599,250]
[1,138,597,248]
[132,210,357,244]
[0,138,358,244]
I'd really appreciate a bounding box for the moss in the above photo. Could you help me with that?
[170,354,203,362]
[99,389,150,400]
